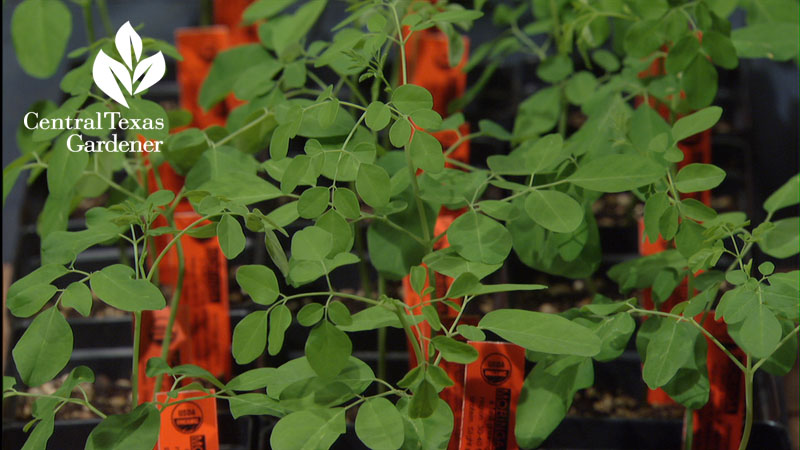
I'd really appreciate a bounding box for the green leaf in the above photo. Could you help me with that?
[11,0,72,78]
[4,376,16,392]
[7,264,67,318]
[564,72,598,105]
[760,319,799,375]
[242,0,295,24]
[229,393,284,418]
[665,35,701,74]
[268,304,292,356]
[270,408,345,450]
[298,187,329,219]
[233,61,281,100]
[675,220,707,258]
[408,380,438,419]
[389,119,413,147]
[47,134,88,195]
[537,54,573,82]
[524,190,584,233]
[279,155,311,194]
[61,282,92,317]
[764,175,799,214]
[682,55,718,109]
[702,30,738,69]
[624,19,664,58]
[90,265,166,311]
[410,110,443,130]
[226,368,277,391]
[421,305,442,331]
[522,134,565,174]
[672,107,722,142]
[592,49,620,72]
[457,324,486,341]
[12,306,72,387]
[356,398,405,450]
[291,226,333,261]
[410,265,427,295]
[85,403,160,450]
[41,228,118,265]
[641,318,697,389]
[661,332,709,409]
[470,283,548,296]
[731,23,799,61]
[365,101,392,131]
[409,131,444,174]
[333,188,361,219]
[123,99,170,140]
[568,154,664,192]
[445,272,479,298]
[236,265,279,305]
[305,320,353,377]
[21,412,54,450]
[199,44,274,110]
[198,173,283,205]
[357,164,391,207]
[447,212,512,264]
[327,301,352,326]
[297,303,325,327]
[644,193,670,243]
[217,215,246,259]
[232,310,268,364]
[431,336,478,364]
[515,356,593,449]
[736,304,782,359]
[392,84,434,114]
[397,398,453,449]
[480,310,601,356]
[760,217,799,259]
[674,163,726,193]
[271,0,328,56]
[681,198,717,221]
[478,119,511,140]
[163,129,208,174]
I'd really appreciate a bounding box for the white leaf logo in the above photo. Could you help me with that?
[92,22,165,108]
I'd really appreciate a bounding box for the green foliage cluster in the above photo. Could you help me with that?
[3,0,798,449]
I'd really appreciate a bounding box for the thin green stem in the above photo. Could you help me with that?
[404,141,432,244]
[214,109,272,147]
[82,3,95,44]
[395,302,424,366]
[280,290,381,306]
[366,215,427,246]
[683,407,694,450]
[444,132,483,157]
[377,275,387,392]
[90,171,145,201]
[391,2,408,85]
[738,358,754,450]
[4,392,107,419]
[131,311,142,406]
[146,214,221,281]
[153,219,186,399]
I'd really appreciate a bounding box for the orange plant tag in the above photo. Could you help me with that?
[458,341,525,449]
[156,390,219,450]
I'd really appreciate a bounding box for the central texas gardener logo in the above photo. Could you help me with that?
[93,22,165,108]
